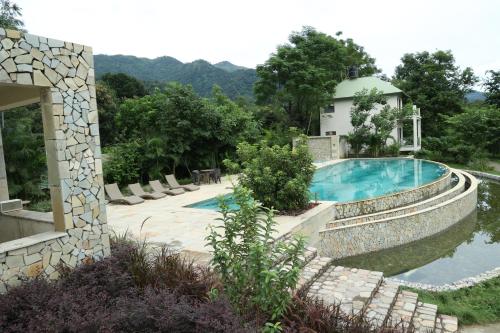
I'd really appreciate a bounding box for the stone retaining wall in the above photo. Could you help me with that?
[319,171,477,259]
[328,170,465,228]
[334,163,452,219]
[0,29,109,292]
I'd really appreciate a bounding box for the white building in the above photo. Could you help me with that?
[320,76,421,153]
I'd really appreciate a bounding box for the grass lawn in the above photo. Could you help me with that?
[404,276,500,325]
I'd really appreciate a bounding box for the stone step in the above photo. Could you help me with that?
[436,314,458,333]
[363,279,400,327]
[411,301,438,333]
[296,255,333,292]
[387,289,418,329]
[307,266,384,314]
[301,246,318,266]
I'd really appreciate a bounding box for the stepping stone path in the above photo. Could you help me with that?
[295,245,459,333]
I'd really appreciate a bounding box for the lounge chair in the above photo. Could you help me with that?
[165,174,200,191]
[128,183,166,200]
[149,180,185,195]
[105,183,144,205]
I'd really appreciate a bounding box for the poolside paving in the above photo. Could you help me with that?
[106,176,333,254]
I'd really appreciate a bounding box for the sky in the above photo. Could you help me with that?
[16,0,500,82]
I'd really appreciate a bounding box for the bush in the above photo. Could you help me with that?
[225,136,315,213]
[207,186,306,325]
[281,295,416,332]
[0,239,252,333]
[103,141,142,185]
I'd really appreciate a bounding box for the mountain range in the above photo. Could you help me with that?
[94,55,257,99]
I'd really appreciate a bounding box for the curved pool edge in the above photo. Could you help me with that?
[318,169,478,260]
[332,159,452,219]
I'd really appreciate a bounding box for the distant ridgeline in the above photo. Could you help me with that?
[94,55,257,99]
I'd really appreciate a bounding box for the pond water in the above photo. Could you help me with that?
[188,158,447,210]
[332,179,500,285]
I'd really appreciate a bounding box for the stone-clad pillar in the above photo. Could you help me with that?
[0,29,110,263]
[0,125,8,201]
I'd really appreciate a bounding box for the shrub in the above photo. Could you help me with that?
[0,238,251,333]
[281,295,416,332]
[225,136,315,213]
[207,186,306,325]
[103,141,142,185]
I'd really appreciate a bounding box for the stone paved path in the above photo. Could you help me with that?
[296,245,459,332]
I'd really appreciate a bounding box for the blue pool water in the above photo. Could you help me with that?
[187,159,448,210]
[310,159,447,202]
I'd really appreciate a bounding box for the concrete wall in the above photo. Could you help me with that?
[320,94,400,140]
[0,29,109,291]
[319,171,478,259]
[0,211,54,243]
[334,164,452,219]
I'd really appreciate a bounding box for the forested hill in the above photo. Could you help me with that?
[94,55,257,99]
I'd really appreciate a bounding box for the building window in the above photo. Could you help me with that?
[324,104,335,113]
[325,131,336,136]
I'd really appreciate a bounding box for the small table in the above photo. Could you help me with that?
[199,169,215,184]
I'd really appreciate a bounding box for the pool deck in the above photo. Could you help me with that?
[106,170,338,256]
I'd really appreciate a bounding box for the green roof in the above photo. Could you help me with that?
[333,76,402,99]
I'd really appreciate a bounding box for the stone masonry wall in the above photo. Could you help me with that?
[334,167,452,219]
[0,29,110,291]
[319,171,478,259]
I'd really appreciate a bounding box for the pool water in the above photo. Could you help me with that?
[332,179,500,285]
[188,158,447,210]
[186,194,238,210]
[310,159,447,202]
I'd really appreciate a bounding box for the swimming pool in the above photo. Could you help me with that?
[187,158,448,210]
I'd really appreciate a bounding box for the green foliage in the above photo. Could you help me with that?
[416,105,500,164]
[100,72,147,100]
[347,88,409,157]
[94,55,257,99]
[95,82,119,147]
[103,83,260,184]
[0,0,23,30]
[393,50,477,137]
[103,141,142,185]
[484,70,500,108]
[225,136,314,212]
[255,27,378,134]
[406,275,500,325]
[2,106,47,201]
[206,186,306,324]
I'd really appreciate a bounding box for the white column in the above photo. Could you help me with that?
[413,115,418,151]
[0,124,8,201]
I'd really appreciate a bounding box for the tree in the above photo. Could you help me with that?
[224,136,315,213]
[95,82,119,147]
[100,73,147,100]
[0,0,23,30]
[254,27,379,135]
[484,70,500,108]
[393,50,477,138]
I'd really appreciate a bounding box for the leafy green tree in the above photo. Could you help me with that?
[96,82,119,147]
[225,136,314,212]
[2,106,47,200]
[207,185,305,324]
[255,27,378,135]
[103,141,142,185]
[0,0,23,30]
[110,83,261,182]
[484,70,500,108]
[393,50,477,137]
[100,73,147,100]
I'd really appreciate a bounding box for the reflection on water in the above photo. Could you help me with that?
[310,159,447,203]
[332,179,500,285]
